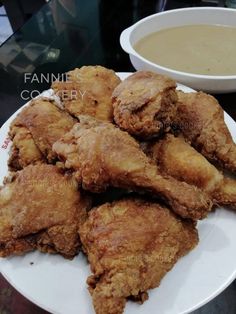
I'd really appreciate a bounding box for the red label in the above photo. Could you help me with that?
[1,137,11,149]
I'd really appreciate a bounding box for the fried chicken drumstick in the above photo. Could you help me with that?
[9,97,76,169]
[175,91,236,174]
[52,65,121,122]
[0,164,90,258]
[112,71,177,138]
[146,134,236,208]
[79,198,199,314]
[53,116,212,220]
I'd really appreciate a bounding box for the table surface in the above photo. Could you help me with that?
[0,0,236,313]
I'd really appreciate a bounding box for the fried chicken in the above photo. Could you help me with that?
[145,134,236,208]
[112,71,177,138]
[79,198,199,314]
[8,125,45,171]
[175,91,236,174]
[52,65,121,122]
[53,115,212,220]
[0,164,90,258]
[9,97,76,165]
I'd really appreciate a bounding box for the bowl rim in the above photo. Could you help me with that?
[122,6,236,80]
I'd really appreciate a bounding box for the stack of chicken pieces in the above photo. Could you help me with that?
[0,66,236,314]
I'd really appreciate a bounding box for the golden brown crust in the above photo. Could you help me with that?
[112,71,177,138]
[8,125,45,171]
[213,177,236,208]
[52,65,121,122]
[0,164,90,258]
[175,91,236,174]
[149,134,224,193]
[80,198,198,314]
[145,134,236,209]
[53,115,212,220]
[9,97,76,163]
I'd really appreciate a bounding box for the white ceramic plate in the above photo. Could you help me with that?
[0,73,236,314]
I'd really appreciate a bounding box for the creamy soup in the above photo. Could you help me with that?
[134,25,236,76]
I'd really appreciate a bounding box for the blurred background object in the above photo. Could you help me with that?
[0,4,12,45]
[0,0,228,46]
[0,0,48,45]
[226,0,236,7]
[2,0,46,31]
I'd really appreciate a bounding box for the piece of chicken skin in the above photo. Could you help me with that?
[79,198,199,314]
[175,91,236,174]
[53,115,212,220]
[145,134,236,209]
[112,71,177,139]
[52,65,121,122]
[8,125,45,171]
[9,97,76,163]
[0,164,90,258]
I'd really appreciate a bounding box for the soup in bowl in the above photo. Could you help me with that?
[120,7,236,93]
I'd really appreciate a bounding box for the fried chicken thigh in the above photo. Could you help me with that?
[52,65,121,121]
[112,71,177,138]
[53,116,212,220]
[175,91,236,174]
[146,134,236,208]
[79,198,199,314]
[0,164,90,258]
[9,97,76,165]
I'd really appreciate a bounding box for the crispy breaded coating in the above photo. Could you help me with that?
[175,91,236,174]
[52,65,121,122]
[9,97,76,164]
[80,198,199,314]
[8,125,45,171]
[112,71,177,138]
[0,164,90,258]
[215,177,236,208]
[53,115,212,220]
[146,134,236,208]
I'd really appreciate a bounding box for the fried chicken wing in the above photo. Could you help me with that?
[9,97,76,164]
[79,198,199,314]
[175,91,236,174]
[8,125,45,171]
[0,164,90,258]
[146,134,236,208]
[112,71,177,138]
[52,65,121,122]
[53,115,212,220]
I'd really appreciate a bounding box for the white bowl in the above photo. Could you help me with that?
[120,7,236,93]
